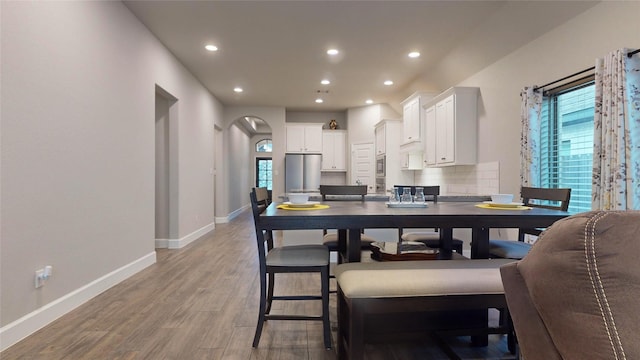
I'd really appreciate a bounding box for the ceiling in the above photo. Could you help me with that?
[123,1,598,112]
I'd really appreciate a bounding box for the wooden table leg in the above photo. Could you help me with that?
[337,229,347,264]
[471,227,490,259]
[346,229,362,262]
[438,227,453,259]
[470,226,490,346]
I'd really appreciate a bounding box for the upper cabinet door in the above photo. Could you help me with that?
[303,124,323,153]
[286,124,323,153]
[402,98,421,145]
[423,87,478,167]
[322,130,346,171]
[424,105,437,166]
[436,96,455,164]
[375,123,386,155]
[286,125,306,152]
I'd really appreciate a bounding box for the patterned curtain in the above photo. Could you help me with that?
[592,49,640,210]
[520,86,544,187]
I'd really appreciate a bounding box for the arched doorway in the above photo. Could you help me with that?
[221,116,272,219]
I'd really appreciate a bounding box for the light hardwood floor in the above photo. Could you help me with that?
[1,208,514,360]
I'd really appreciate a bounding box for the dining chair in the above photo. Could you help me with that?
[319,185,377,263]
[249,188,331,349]
[396,185,465,254]
[489,186,571,259]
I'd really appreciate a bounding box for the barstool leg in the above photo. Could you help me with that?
[252,271,267,347]
[266,271,274,314]
[321,265,332,349]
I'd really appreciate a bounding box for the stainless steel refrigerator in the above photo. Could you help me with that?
[285,153,322,193]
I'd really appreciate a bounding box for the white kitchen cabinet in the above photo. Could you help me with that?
[403,98,420,144]
[285,123,323,153]
[400,151,423,170]
[424,105,437,166]
[322,130,346,171]
[375,122,386,156]
[374,119,412,192]
[401,92,435,148]
[423,87,478,167]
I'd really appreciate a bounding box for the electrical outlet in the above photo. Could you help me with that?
[44,265,53,279]
[35,269,45,288]
[34,265,53,288]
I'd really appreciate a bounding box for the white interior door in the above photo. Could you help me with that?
[351,142,375,193]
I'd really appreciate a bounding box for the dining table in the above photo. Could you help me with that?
[258,199,570,347]
[258,200,570,262]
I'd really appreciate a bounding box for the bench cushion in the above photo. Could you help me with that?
[335,259,515,299]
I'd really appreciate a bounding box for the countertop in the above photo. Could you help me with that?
[278,194,491,202]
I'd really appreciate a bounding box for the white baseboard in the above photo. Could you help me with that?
[215,216,229,223]
[228,204,249,221]
[0,251,157,352]
[154,222,215,249]
[214,204,250,224]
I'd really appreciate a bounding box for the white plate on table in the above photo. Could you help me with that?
[283,201,320,208]
[483,201,524,208]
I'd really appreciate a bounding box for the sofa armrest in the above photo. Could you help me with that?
[500,262,561,360]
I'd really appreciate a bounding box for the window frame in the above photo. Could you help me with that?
[255,156,272,191]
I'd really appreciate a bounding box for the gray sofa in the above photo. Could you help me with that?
[500,210,640,360]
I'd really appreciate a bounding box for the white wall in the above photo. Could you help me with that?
[1,1,222,348]
[416,161,500,196]
[226,124,252,213]
[434,1,640,197]
[347,104,400,146]
[411,1,640,244]
[286,111,347,129]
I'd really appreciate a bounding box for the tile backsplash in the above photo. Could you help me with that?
[414,161,500,195]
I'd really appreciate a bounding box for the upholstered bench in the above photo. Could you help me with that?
[334,259,516,359]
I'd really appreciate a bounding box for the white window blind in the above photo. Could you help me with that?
[540,83,594,213]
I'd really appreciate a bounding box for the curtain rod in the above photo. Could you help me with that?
[534,48,639,92]
[534,67,593,91]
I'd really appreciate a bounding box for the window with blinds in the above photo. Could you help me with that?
[540,82,595,213]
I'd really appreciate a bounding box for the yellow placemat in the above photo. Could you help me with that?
[277,204,330,211]
[475,203,531,210]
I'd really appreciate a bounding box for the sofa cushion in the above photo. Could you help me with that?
[489,239,532,259]
[516,210,640,360]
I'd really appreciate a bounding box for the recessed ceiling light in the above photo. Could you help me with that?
[205,44,218,52]
[384,80,394,86]
[365,99,374,104]
[233,87,243,93]
[315,98,324,103]
[408,51,420,58]
[327,49,339,56]
[321,79,331,85]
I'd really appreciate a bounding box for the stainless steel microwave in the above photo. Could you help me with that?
[376,156,385,177]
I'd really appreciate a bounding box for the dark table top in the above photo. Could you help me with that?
[259,200,570,231]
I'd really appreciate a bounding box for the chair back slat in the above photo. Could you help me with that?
[518,186,571,241]
[521,186,571,211]
[255,187,270,214]
[319,185,367,201]
[250,188,273,257]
